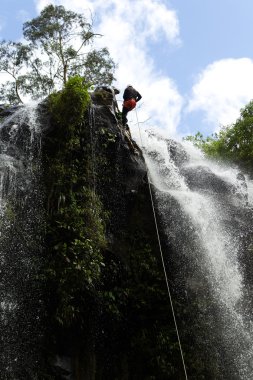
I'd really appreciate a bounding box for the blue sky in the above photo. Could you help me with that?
[1,0,253,139]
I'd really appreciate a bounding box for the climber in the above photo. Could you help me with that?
[122,85,142,126]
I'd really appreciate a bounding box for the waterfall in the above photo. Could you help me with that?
[0,104,45,379]
[143,131,253,379]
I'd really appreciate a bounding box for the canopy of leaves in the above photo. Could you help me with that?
[184,101,253,169]
[0,5,116,104]
[23,4,91,43]
[23,4,95,85]
[0,41,31,103]
[82,48,116,87]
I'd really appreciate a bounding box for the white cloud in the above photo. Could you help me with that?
[187,58,253,130]
[34,0,183,137]
[35,0,180,45]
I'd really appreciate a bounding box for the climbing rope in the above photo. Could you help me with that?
[88,106,96,196]
[134,107,189,380]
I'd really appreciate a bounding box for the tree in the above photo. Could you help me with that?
[184,101,253,168]
[0,5,116,104]
[0,41,31,103]
[82,48,116,87]
[23,4,97,86]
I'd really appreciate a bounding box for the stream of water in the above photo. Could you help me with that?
[142,131,253,379]
[0,105,44,379]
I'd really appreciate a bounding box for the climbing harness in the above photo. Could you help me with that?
[134,107,189,380]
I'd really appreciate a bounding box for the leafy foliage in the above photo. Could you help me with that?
[42,81,186,378]
[82,48,116,86]
[0,5,116,103]
[49,76,90,127]
[23,4,96,86]
[184,100,253,169]
[44,77,106,327]
[0,41,31,103]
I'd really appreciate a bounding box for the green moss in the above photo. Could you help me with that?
[49,76,90,128]
[44,76,106,328]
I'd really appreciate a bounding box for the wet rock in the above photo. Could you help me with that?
[166,138,189,167]
[181,165,233,194]
[0,104,23,118]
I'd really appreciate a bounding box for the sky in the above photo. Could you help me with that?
[1,0,253,139]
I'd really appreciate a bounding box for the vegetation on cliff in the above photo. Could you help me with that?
[41,77,185,379]
[44,77,106,329]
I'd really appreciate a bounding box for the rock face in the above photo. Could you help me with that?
[41,90,185,379]
[89,90,147,235]
[0,93,185,379]
[181,165,233,194]
[2,94,253,379]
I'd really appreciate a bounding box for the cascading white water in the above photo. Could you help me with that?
[0,104,45,380]
[142,131,253,379]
